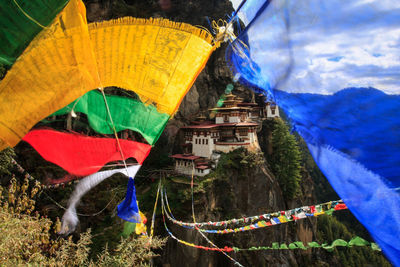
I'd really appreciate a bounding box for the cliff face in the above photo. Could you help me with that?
[156,147,318,267]
[85,0,234,26]
[82,1,317,266]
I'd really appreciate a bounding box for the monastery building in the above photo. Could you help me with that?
[171,93,279,176]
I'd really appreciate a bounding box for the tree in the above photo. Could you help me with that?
[270,118,302,199]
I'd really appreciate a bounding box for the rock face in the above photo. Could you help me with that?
[159,150,317,267]
[85,0,234,26]
[83,1,316,266]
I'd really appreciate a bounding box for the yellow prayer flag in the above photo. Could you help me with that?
[313,211,325,216]
[278,215,288,223]
[0,5,215,148]
[0,0,98,147]
[88,18,214,115]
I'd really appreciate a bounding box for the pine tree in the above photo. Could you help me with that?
[270,118,302,199]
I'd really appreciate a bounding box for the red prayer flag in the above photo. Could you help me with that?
[22,129,151,176]
[334,203,347,210]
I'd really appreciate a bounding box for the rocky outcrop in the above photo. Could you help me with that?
[82,1,319,266]
[158,149,317,266]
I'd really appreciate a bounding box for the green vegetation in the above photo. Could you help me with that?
[270,118,302,199]
[213,147,264,178]
[316,214,390,267]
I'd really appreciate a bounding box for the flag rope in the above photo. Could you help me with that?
[163,183,347,231]
[160,185,380,253]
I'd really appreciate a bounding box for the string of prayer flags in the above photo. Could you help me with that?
[162,193,379,253]
[163,185,347,231]
[163,199,347,234]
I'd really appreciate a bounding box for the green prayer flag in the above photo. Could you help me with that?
[322,245,335,252]
[348,236,369,246]
[0,0,69,67]
[307,242,321,248]
[331,239,348,247]
[49,90,170,145]
[371,243,381,251]
[324,208,335,216]
[293,241,307,250]
[232,237,379,252]
[280,244,289,249]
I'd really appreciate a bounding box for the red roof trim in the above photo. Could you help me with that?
[182,124,219,129]
[170,154,201,160]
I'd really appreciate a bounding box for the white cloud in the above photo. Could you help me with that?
[239,0,400,94]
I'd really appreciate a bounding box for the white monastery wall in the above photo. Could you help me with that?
[266,106,280,118]
[192,135,214,158]
[216,117,224,124]
[229,116,240,123]
[195,168,210,176]
[174,160,210,176]
[175,160,195,176]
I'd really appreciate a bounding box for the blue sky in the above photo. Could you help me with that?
[230,0,400,94]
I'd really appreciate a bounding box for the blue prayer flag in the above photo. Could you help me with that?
[117,177,141,223]
[227,0,400,265]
